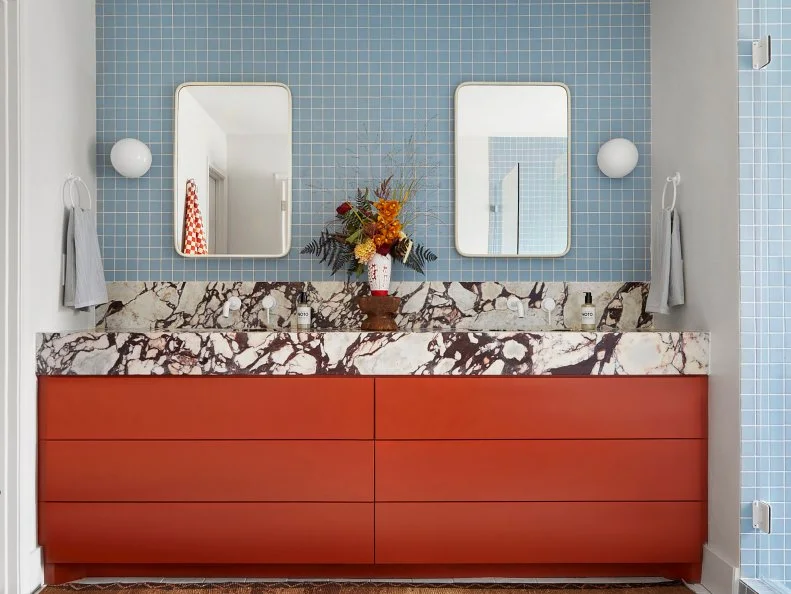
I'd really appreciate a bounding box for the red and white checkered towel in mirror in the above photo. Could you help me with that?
[182,179,208,255]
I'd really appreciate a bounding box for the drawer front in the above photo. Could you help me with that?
[376,377,707,439]
[41,441,373,502]
[39,377,373,439]
[376,440,705,502]
[40,502,374,564]
[375,502,705,564]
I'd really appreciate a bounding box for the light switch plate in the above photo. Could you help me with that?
[752,500,771,534]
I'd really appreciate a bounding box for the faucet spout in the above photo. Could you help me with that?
[222,296,242,318]
[506,295,525,318]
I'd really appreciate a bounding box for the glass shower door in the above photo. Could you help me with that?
[739,0,791,591]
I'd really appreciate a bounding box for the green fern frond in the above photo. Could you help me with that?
[355,187,373,214]
[302,229,355,276]
[402,242,438,275]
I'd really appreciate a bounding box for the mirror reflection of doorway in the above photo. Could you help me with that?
[208,165,228,254]
[500,163,519,254]
[174,83,292,258]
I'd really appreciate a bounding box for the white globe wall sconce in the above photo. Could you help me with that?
[110,138,152,178]
[597,138,639,178]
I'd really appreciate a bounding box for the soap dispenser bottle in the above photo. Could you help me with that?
[296,291,312,329]
[581,292,596,331]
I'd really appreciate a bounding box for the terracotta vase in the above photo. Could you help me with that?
[367,253,392,296]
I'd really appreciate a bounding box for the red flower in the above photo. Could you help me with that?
[336,202,352,215]
[376,244,391,256]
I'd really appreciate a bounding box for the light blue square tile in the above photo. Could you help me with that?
[97,0,651,283]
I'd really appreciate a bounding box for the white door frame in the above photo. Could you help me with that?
[1,1,23,593]
[208,165,228,254]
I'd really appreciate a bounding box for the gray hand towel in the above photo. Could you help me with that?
[646,209,685,314]
[669,211,685,307]
[63,207,108,309]
[63,207,77,307]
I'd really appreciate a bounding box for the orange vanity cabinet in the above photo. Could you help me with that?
[37,375,707,583]
[38,376,376,583]
[374,377,707,573]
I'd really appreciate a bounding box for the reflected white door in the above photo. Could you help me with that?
[501,164,519,254]
[208,166,228,254]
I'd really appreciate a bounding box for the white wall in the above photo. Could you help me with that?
[652,3,741,594]
[175,91,228,249]
[456,137,490,255]
[226,134,288,255]
[18,0,97,590]
[1,3,19,592]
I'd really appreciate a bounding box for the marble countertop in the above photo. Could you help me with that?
[36,329,710,376]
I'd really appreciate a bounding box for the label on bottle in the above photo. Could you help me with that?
[581,307,595,329]
[296,306,311,327]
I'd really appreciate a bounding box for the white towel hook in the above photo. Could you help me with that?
[661,172,681,212]
[62,175,93,210]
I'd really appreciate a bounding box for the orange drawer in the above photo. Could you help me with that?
[40,440,374,502]
[376,440,705,502]
[375,502,705,564]
[39,377,373,439]
[40,502,374,564]
[375,377,707,439]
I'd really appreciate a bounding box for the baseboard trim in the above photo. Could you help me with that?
[44,563,703,586]
[23,546,43,594]
[701,545,739,594]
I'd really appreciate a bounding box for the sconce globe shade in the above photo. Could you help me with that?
[110,138,152,178]
[597,138,639,178]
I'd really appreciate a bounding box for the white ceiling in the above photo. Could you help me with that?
[182,84,291,136]
[456,84,568,138]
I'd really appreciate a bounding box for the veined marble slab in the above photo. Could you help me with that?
[37,330,709,376]
[97,281,653,332]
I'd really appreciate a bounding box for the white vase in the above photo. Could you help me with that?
[367,253,392,296]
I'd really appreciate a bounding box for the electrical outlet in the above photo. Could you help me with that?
[752,500,771,534]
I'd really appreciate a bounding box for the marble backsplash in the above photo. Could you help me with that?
[97,281,653,332]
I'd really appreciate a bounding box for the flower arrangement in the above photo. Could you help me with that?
[302,174,437,278]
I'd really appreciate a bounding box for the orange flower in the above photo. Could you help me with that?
[372,198,403,251]
[375,199,402,222]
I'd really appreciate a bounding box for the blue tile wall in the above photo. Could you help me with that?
[739,0,791,588]
[97,0,651,282]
